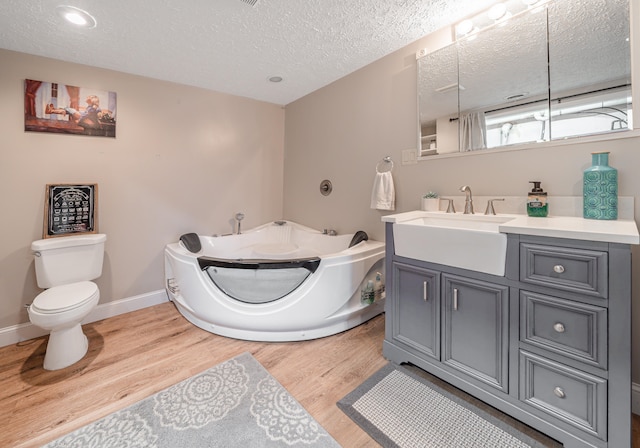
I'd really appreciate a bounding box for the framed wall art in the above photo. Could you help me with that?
[25,79,117,138]
[43,184,98,238]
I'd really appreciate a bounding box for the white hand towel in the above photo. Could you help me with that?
[370,171,395,210]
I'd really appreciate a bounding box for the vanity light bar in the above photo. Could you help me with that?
[454,0,551,39]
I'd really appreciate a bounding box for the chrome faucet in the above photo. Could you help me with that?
[460,185,474,214]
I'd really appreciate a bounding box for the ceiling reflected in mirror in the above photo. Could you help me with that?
[417,0,631,156]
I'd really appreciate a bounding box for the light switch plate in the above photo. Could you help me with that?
[402,149,417,165]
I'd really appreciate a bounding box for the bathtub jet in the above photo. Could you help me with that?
[164,221,385,342]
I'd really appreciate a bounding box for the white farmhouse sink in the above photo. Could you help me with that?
[392,213,514,276]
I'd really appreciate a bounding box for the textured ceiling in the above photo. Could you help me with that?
[0,0,497,105]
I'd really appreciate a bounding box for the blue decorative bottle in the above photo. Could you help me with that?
[583,151,618,220]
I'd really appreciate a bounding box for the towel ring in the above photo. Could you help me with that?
[376,156,393,173]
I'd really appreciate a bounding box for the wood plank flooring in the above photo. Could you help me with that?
[0,302,638,447]
[0,302,386,447]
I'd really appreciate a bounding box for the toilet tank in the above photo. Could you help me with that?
[32,234,107,288]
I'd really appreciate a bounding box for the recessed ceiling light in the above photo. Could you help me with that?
[56,5,97,28]
[505,92,529,101]
[268,76,283,83]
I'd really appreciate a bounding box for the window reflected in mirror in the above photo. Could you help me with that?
[484,86,632,148]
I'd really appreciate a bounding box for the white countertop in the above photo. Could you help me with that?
[499,215,639,244]
[382,210,640,245]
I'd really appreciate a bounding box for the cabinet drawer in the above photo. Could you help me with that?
[520,291,607,369]
[520,243,607,299]
[519,351,607,440]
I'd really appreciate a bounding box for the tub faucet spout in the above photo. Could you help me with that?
[235,212,245,234]
[460,185,474,214]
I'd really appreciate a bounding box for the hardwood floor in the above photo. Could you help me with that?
[0,302,638,447]
[0,302,386,447]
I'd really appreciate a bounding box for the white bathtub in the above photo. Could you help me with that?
[164,221,385,341]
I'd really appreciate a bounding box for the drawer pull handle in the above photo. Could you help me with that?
[553,387,566,399]
[423,281,428,302]
[453,288,458,311]
[553,323,566,333]
[553,265,565,274]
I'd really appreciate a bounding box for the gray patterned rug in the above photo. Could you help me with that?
[338,363,559,448]
[44,353,340,447]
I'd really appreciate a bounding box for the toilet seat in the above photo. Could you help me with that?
[32,281,99,314]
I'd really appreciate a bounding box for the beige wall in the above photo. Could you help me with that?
[283,33,640,381]
[2,7,640,383]
[0,49,285,328]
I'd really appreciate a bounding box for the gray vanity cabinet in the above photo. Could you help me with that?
[517,238,612,442]
[383,223,633,448]
[389,264,509,390]
[442,274,509,393]
[391,262,440,360]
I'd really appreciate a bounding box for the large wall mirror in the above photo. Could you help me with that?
[418,0,631,156]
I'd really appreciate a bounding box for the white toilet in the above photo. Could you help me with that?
[28,233,107,370]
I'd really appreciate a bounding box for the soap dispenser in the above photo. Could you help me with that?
[527,181,548,217]
[361,280,375,305]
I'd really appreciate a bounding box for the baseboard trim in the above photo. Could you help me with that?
[633,382,640,415]
[0,290,169,348]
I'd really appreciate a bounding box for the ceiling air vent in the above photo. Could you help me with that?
[239,0,258,6]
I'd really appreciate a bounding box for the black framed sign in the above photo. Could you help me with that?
[44,184,98,238]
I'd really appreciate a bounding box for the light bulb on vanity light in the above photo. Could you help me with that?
[522,0,543,6]
[488,3,507,21]
[456,19,474,36]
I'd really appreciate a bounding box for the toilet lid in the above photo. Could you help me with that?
[32,281,99,313]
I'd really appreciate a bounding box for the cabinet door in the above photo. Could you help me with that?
[442,274,509,392]
[392,262,440,360]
